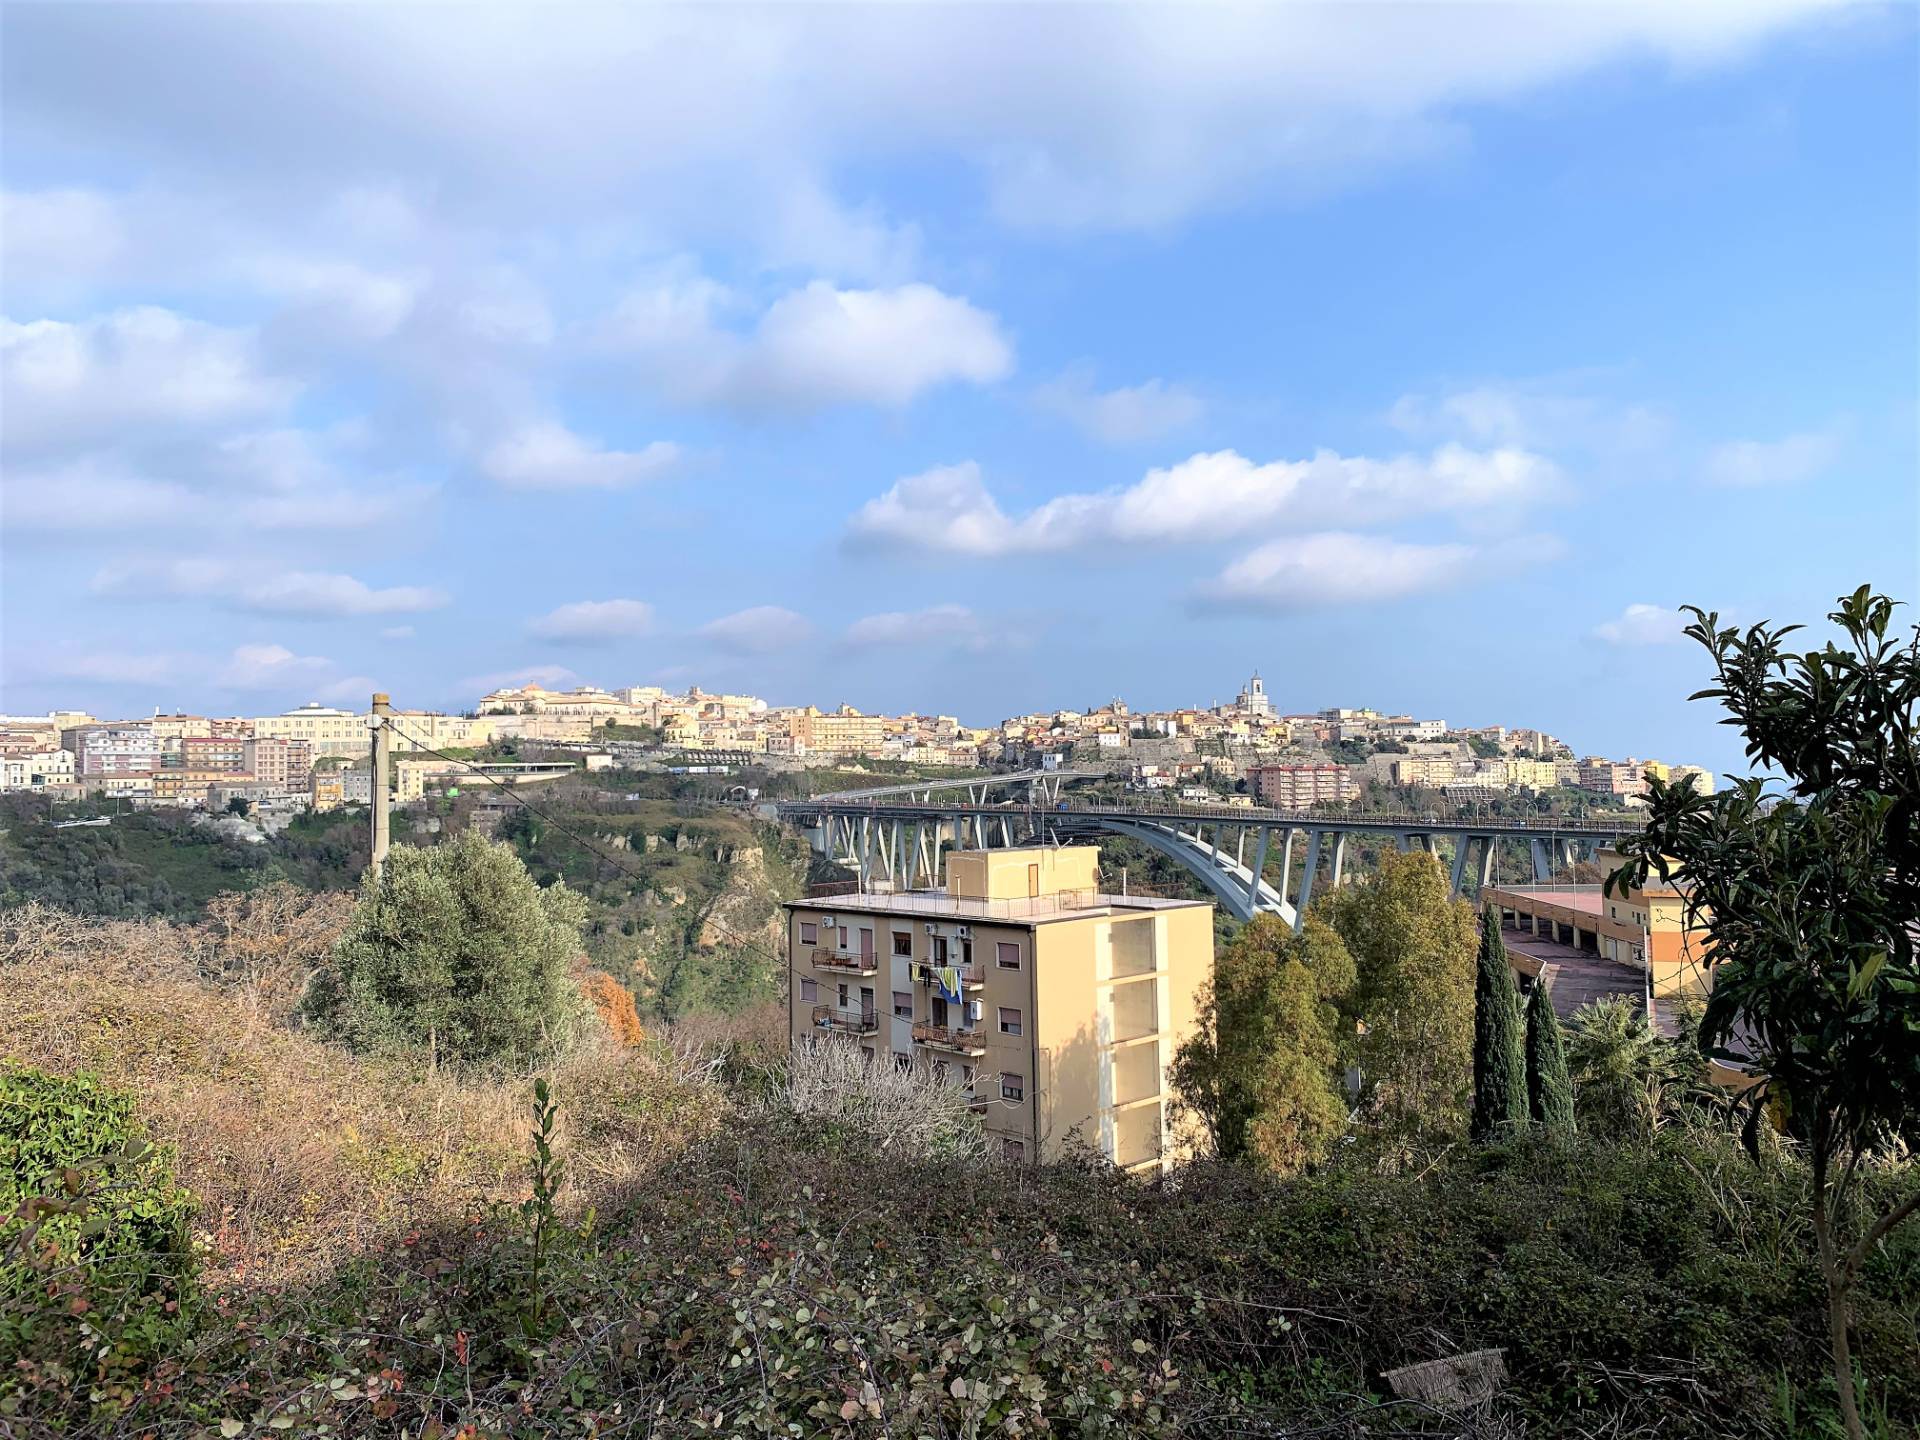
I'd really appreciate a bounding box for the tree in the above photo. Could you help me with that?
[1610,586,1920,1439]
[1169,914,1356,1176]
[302,831,589,1069]
[1470,907,1527,1140]
[1524,982,1575,1138]
[1317,849,1477,1138]
[225,796,251,817]
[1565,995,1665,1136]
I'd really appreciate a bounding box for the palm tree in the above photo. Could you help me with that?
[1565,996,1665,1136]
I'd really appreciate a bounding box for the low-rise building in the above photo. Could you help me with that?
[1,748,76,791]
[312,768,375,812]
[785,845,1214,1171]
[1577,758,1646,798]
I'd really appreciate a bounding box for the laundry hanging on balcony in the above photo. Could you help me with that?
[935,966,964,1004]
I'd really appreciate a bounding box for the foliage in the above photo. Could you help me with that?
[1565,996,1671,1137]
[582,971,646,1045]
[1470,907,1527,1140]
[1610,585,1920,1438]
[1169,915,1354,1176]
[1316,849,1477,1140]
[1,1065,191,1274]
[0,801,271,918]
[1524,983,1576,1138]
[301,831,590,1069]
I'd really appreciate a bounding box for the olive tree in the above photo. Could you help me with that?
[1609,586,1918,1439]
[302,830,590,1069]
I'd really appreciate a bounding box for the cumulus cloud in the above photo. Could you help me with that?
[1593,603,1691,646]
[1704,431,1839,487]
[526,599,656,643]
[605,278,1012,414]
[480,421,683,489]
[0,307,295,454]
[0,188,127,294]
[698,605,813,656]
[1197,532,1476,610]
[843,603,987,650]
[1388,379,1671,453]
[1034,365,1203,444]
[849,445,1558,556]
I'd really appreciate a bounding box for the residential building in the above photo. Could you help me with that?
[243,737,314,790]
[178,735,250,774]
[787,705,887,757]
[311,768,375,812]
[1668,764,1716,795]
[785,844,1214,1172]
[1577,758,1647,798]
[1,748,76,791]
[1389,754,1473,789]
[62,723,158,777]
[388,711,496,753]
[1501,758,1563,791]
[1247,763,1357,809]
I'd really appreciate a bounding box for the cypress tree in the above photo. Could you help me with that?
[1469,906,1527,1140]
[1525,981,1575,1138]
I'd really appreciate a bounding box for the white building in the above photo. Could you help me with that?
[2,748,76,791]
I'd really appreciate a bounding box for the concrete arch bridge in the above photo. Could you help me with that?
[776,775,1640,930]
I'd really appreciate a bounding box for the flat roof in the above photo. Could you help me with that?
[785,888,1208,927]
[1488,885,1605,918]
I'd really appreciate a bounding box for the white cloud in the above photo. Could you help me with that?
[46,650,196,687]
[606,278,1012,414]
[849,445,1559,556]
[1704,431,1840,487]
[91,560,448,617]
[2,7,1835,246]
[480,421,682,490]
[459,663,583,693]
[1593,603,1691,646]
[1388,379,1671,453]
[380,625,415,640]
[1034,365,1203,445]
[526,599,656,643]
[698,605,813,656]
[215,643,335,690]
[844,603,987,650]
[0,307,295,454]
[0,189,127,291]
[1197,532,1476,610]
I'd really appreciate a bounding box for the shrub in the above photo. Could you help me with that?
[773,1036,993,1164]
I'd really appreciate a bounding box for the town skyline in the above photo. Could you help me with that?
[5,6,1915,779]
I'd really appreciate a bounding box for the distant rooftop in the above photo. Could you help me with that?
[786,885,1207,926]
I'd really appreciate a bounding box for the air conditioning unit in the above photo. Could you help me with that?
[925,922,938,935]
[820,915,835,928]
[956,925,972,939]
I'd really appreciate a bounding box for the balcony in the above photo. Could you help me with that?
[912,1021,987,1056]
[914,961,984,991]
[811,947,879,975]
[812,1003,880,1036]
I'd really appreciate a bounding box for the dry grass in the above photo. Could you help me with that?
[0,897,731,1286]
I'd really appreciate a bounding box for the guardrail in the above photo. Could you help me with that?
[812,1003,879,1035]
[780,796,1642,835]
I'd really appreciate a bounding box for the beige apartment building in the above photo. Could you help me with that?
[786,845,1214,1173]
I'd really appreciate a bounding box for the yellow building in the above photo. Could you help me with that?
[785,844,1215,1172]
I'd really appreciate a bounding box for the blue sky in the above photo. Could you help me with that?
[2,3,1915,774]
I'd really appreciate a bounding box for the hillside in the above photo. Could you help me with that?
[2,902,1915,1438]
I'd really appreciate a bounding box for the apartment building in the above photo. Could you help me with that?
[178,735,250,774]
[62,723,158,777]
[1246,762,1357,809]
[244,737,314,790]
[1,748,75,790]
[311,768,375,811]
[786,705,887,757]
[786,845,1214,1172]
[1577,759,1647,798]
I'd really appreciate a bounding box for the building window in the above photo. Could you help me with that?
[893,990,913,1019]
[1001,1072,1024,1101]
[996,941,1021,970]
[1001,1138,1025,1162]
[837,926,849,950]
[962,1064,976,1085]
[799,977,818,1003]
[800,921,818,944]
[998,1006,1022,1036]
[893,1053,912,1072]
[837,983,849,1008]
[861,1046,875,1065]
[892,931,913,957]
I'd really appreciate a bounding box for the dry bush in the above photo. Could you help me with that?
[199,882,353,1023]
[581,970,646,1046]
[771,1036,994,1165]
[0,899,732,1286]
[668,1000,789,1070]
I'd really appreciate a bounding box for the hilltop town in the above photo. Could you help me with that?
[1,671,1711,820]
